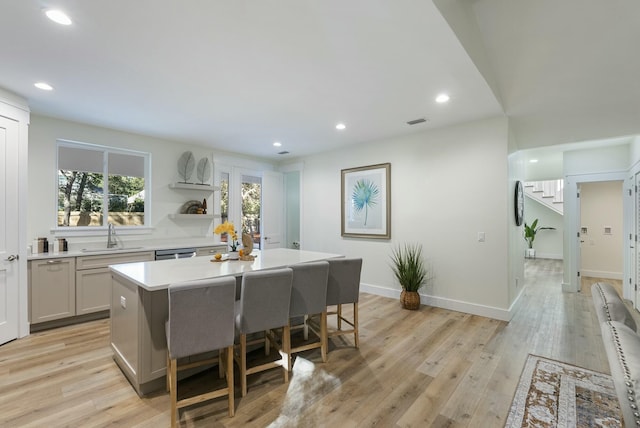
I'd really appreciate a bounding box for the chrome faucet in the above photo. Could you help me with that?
[107,223,117,248]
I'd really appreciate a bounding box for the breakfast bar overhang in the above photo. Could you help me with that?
[108,248,342,396]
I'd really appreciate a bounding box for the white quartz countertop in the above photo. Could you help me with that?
[109,248,343,291]
[27,237,226,261]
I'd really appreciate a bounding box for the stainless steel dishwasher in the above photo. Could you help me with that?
[154,248,197,260]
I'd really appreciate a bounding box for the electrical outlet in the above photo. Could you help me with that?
[120,296,126,309]
[478,232,486,242]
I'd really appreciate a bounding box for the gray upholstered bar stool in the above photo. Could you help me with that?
[234,268,293,397]
[165,277,236,427]
[287,261,330,370]
[325,258,363,349]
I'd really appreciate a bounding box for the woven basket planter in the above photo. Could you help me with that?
[400,290,421,310]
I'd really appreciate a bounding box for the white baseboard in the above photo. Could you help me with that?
[360,283,512,321]
[581,270,623,280]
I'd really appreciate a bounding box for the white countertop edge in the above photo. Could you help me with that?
[27,239,227,260]
[109,249,344,292]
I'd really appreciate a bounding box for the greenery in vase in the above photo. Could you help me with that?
[214,221,239,251]
[390,243,428,292]
[523,218,555,249]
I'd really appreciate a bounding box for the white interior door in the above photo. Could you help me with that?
[0,115,20,345]
[636,173,640,307]
[262,171,283,249]
[576,184,582,289]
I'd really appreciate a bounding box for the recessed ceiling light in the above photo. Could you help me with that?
[273,141,282,147]
[45,9,72,26]
[34,82,53,91]
[435,93,450,103]
[530,159,539,163]
[336,123,346,130]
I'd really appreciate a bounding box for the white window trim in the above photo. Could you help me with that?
[53,139,152,236]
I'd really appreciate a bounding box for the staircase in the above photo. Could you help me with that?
[524,180,564,215]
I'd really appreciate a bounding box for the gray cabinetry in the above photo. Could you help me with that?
[29,258,76,323]
[111,273,168,395]
[195,245,226,257]
[76,251,154,315]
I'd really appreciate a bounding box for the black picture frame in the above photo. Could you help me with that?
[515,180,524,226]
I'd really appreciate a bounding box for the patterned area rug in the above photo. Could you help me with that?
[505,355,622,427]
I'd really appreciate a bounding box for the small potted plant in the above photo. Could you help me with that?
[390,243,428,310]
[523,218,555,258]
[214,221,240,259]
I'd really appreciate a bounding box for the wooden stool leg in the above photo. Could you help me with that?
[265,332,271,356]
[337,304,342,330]
[166,352,170,392]
[286,321,293,372]
[240,334,248,397]
[219,351,224,379]
[282,325,290,383]
[353,302,359,348]
[169,358,178,428]
[320,311,328,363]
[226,346,235,417]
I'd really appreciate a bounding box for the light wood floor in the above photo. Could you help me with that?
[0,259,627,427]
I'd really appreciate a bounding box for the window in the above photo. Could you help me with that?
[241,174,262,249]
[57,140,150,230]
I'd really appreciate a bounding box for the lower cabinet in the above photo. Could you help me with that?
[29,251,155,326]
[76,251,155,315]
[29,258,76,323]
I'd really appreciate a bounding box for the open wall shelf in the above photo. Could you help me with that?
[169,183,219,191]
[168,214,219,220]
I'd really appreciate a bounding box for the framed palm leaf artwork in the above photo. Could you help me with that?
[341,163,390,239]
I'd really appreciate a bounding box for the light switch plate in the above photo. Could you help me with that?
[478,232,486,242]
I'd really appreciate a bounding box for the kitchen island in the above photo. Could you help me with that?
[109,248,342,395]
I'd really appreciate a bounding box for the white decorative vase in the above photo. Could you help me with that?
[227,251,239,260]
[525,248,536,259]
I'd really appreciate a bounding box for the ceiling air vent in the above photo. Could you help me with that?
[278,151,290,155]
[406,118,427,125]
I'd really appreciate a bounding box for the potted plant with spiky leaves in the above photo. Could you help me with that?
[523,219,555,258]
[390,243,428,310]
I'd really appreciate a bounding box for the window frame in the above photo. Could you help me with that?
[54,139,152,236]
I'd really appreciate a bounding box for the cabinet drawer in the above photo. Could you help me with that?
[76,251,155,270]
[195,245,226,257]
[76,267,112,314]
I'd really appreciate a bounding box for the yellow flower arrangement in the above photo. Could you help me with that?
[214,221,239,251]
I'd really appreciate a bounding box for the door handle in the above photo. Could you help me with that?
[4,254,18,262]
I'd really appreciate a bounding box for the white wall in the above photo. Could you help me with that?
[28,115,274,246]
[284,170,300,249]
[580,181,624,279]
[508,149,526,308]
[300,116,513,319]
[632,136,640,167]
[564,144,631,175]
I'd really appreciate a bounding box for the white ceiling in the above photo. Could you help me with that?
[1,1,639,161]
